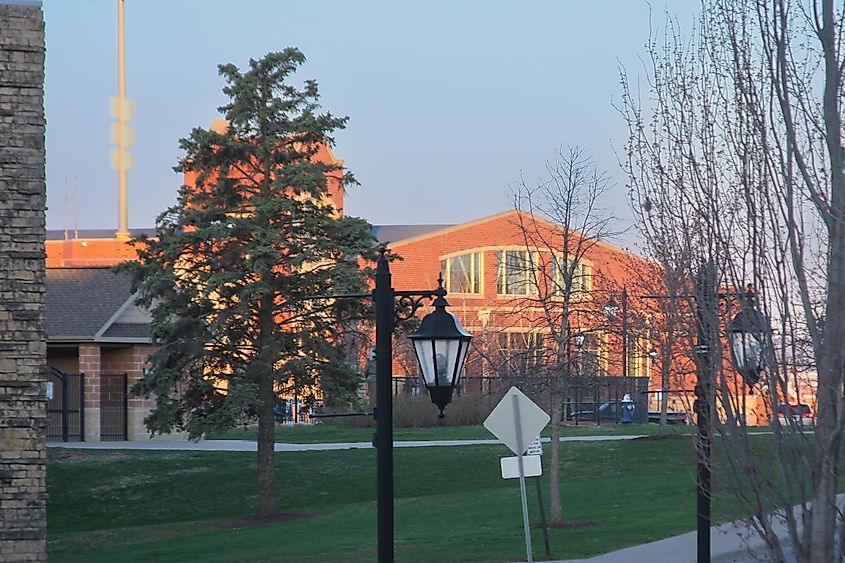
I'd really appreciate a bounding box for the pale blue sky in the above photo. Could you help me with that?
[43,0,697,239]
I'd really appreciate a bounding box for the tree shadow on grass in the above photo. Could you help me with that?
[215,512,317,529]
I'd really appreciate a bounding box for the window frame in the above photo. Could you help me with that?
[551,254,592,296]
[497,250,539,296]
[440,251,484,295]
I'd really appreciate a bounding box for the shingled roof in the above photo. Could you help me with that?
[371,224,453,244]
[46,267,150,342]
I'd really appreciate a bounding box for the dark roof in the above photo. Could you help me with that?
[47,225,450,244]
[371,224,453,243]
[46,268,134,340]
[101,323,151,339]
[46,228,156,241]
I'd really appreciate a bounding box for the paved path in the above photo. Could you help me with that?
[551,520,791,563]
[49,434,647,452]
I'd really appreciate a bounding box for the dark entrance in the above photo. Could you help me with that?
[100,373,128,441]
[47,367,85,442]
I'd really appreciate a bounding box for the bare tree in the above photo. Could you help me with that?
[504,146,616,525]
[620,1,845,560]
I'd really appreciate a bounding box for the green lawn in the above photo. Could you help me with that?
[206,422,694,443]
[48,436,714,562]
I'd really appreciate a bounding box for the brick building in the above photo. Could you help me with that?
[376,210,662,386]
[43,131,672,435]
[46,267,157,441]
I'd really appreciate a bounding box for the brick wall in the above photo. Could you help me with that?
[102,344,157,439]
[0,2,47,561]
[386,210,662,380]
[78,343,101,440]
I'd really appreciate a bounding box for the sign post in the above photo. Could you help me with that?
[484,387,551,563]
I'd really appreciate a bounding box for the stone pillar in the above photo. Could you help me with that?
[79,344,101,442]
[0,2,47,561]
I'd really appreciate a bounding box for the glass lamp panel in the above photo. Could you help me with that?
[454,341,469,385]
[434,338,461,386]
[731,331,762,372]
[414,339,436,386]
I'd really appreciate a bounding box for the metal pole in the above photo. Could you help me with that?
[621,286,628,378]
[374,250,395,563]
[694,264,714,563]
[115,0,129,239]
[60,371,69,443]
[512,394,533,563]
[534,477,551,559]
[79,373,85,442]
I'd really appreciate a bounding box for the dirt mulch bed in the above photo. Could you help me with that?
[215,512,317,529]
[632,433,690,441]
[538,520,600,529]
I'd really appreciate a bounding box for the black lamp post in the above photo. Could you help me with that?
[693,267,768,563]
[604,286,629,378]
[642,270,769,563]
[373,248,472,561]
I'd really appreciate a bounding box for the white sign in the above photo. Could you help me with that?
[484,387,550,455]
[46,381,53,400]
[526,436,543,457]
[501,455,542,479]
[484,387,550,563]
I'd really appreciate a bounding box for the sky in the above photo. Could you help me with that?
[43,0,698,244]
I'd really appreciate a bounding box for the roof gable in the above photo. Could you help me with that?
[46,267,148,342]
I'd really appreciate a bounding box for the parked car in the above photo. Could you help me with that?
[566,401,621,422]
[772,403,813,427]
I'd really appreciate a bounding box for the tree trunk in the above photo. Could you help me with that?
[256,294,278,518]
[548,395,563,524]
[256,367,277,518]
[659,368,668,435]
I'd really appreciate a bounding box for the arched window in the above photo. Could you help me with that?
[440,251,483,294]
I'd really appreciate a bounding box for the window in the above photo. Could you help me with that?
[627,337,649,377]
[497,250,537,295]
[441,252,482,294]
[551,255,592,296]
[576,332,608,376]
[496,331,546,375]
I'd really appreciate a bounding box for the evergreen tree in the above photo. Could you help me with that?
[120,49,377,518]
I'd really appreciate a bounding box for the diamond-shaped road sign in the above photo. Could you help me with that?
[484,386,550,456]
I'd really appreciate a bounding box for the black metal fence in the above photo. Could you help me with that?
[47,367,85,442]
[381,374,649,423]
[100,373,128,441]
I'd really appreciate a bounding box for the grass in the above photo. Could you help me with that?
[206,422,694,443]
[48,436,714,562]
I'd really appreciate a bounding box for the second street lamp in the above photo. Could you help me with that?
[727,290,768,389]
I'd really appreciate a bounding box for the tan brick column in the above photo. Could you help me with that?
[79,344,102,441]
[0,2,47,560]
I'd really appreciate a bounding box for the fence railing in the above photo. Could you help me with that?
[369,373,650,423]
[100,373,128,441]
[47,368,85,442]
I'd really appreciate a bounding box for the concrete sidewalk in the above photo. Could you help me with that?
[552,519,791,563]
[553,494,844,563]
[48,434,647,452]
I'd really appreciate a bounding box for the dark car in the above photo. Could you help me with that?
[566,401,622,422]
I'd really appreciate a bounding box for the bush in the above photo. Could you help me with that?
[319,393,498,428]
